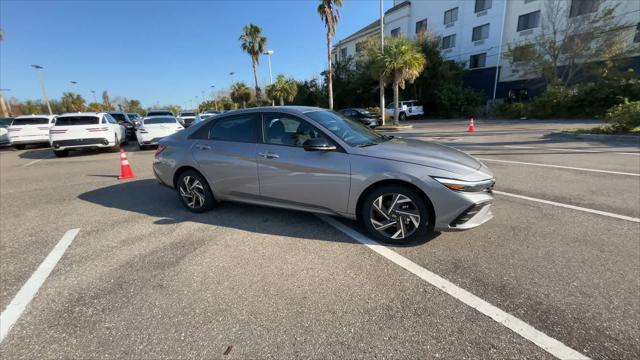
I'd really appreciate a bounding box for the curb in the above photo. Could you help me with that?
[376,125,413,131]
[548,132,640,143]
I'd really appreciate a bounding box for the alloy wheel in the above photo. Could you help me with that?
[179,176,206,209]
[369,193,421,240]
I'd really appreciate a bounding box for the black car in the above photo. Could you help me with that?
[108,112,136,140]
[338,108,379,127]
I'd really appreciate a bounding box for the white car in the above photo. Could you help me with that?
[386,100,424,121]
[136,116,183,150]
[49,112,126,157]
[8,115,57,149]
[177,112,200,128]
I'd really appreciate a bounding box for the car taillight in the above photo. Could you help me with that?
[155,145,167,158]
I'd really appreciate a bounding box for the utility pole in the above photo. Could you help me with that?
[211,85,218,111]
[265,50,274,106]
[70,80,79,92]
[91,90,97,103]
[229,72,235,85]
[0,88,10,117]
[379,0,386,125]
[492,0,508,106]
[31,64,52,115]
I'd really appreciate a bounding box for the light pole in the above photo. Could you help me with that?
[211,85,218,111]
[201,90,205,104]
[229,72,235,85]
[379,0,386,125]
[31,64,52,115]
[70,80,79,92]
[265,49,274,106]
[0,88,10,117]
[91,90,97,103]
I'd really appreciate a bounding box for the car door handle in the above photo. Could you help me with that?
[258,152,279,159]
[196,144,212,150]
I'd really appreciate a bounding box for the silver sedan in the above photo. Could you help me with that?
[153,106,495,244]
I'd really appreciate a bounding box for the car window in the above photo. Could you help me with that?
[209,114,257,143]
[104,114,118,124]
[306,110,385,147]
[109,113,127,121]
[55,116,100,126]
[11,118,50,125]
[144,117,177,125]
[262,113,328,147]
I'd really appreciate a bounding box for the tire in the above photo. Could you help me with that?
[399,112,407,122]
[53,149,69,157]
[360,184,432,245]
[176,170,216,213]
[110,135,121,152]
[12,145,26,150]
[138,144,146,151]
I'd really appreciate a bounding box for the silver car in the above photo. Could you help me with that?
[153,106,495,244]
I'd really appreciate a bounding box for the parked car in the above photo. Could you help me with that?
[8,115,57,149]
[153,106,495,244]
[338,108,379,127]
[146,109,174,117]
[386,100,424,121]
[127,113,141,126]
[49,112,126,157]
[200,110,221,121]
[136,115,183,150]
[177,112,200,128]
[108,112,136,140]
[0,117,14,147]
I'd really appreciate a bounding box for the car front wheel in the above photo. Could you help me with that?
[360,185,431,244]
[176,170,216,213]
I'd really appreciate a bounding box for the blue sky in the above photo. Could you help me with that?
[1,0,390,108]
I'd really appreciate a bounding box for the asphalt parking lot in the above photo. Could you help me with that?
[1,119,638,359]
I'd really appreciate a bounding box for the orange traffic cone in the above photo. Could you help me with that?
[467,117,476,132]
[118,149,135,180]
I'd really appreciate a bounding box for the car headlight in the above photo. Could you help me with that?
[433,177,495,192]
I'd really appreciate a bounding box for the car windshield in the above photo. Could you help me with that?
[109,113,127,121]
[0,118,13,127]
[305,110,388,147]
[55,116,99,126]
[180,112,196,117]
[144,117,176,125]
[128,114,139,119]
[147,111,172,116]
[11,118,49,125]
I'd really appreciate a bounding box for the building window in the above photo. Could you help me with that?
[391,28,401,37]
[442,34,456,49]
[340,48,347,60]
[355,42,363,54]
[635,23,640,43]
[569,0,599,17]
[475,0,492,13]
[469,53,487,68]
[472,24,490,41]
[517,11,541,31]
[415,19,428,34]
[444,7,458,25]
[512,44,535,62]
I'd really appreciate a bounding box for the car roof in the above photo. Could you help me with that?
[220,106,325,117]
[14,114,56,119]
[108,111,126,114]
[58,112,106,117]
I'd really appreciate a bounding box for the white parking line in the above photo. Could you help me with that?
[317,215,589,360]
[502,145,640,156]
[493,190,640,223]
[0,228,80,343]
[21,155,54,168]
[477,158,640,177]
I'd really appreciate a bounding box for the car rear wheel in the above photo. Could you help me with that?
[176,170,216,213]
[360,184,431,244]
[53,149,68,157]
[110,135,121,152]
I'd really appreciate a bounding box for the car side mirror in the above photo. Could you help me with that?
[303,137,336,152]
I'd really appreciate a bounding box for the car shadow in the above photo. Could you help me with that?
[78,179,437,246]
[17,144,144,160]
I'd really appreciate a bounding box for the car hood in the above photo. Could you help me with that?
[361,137,491,178]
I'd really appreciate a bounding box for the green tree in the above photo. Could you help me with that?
[127,99,145,115]
[87,102,106,112]
[230,82,252,108]
[61,92,86,112]
[266,75,298,106]
[369,36,426,125]
[239,24,267,98]
[317,0,343,110]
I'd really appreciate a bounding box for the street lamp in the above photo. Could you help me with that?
[379,0,385,125]
[211,85,218,111]
[91,90,97,103]
[31,64,52,115]
[229,72,235,84]
[265,49,275,106]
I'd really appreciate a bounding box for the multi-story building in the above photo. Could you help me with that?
[333,0,640,100]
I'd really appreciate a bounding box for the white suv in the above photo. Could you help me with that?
[49,112,126,157]
[8,115,57,149]
[386,100,424,121]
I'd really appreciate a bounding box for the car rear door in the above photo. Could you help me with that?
[255,112,351,213]
[191,113,260,199]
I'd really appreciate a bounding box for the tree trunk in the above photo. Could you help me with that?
[327,33,334,110]
[393,79,400,126]
[242,101,246,109]
[252,60,260,99]
[279,97,284,106]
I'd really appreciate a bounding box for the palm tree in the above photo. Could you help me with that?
[230,82,252,108]
[239,24,267,98]
[61,92,86,112]
[317,0,342,110]
[370,36,425,125]
[266,75,298,106]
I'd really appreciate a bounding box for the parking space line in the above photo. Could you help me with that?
[477,158,640,177]
[21,154,55,168]
[0,228,80,343]
[317,215,589,360]
[493,190,640,223]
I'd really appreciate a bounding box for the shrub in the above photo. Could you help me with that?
[433,85,485,117]
[495,102,529,118]
[605,100,640,131]
[527,84,572,119]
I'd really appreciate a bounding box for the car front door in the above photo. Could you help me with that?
[256,113,351,214]
[191,114,260,200]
